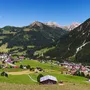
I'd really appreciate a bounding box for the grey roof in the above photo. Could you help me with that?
[40,75,58,82]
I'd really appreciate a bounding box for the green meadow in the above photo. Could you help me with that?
[0,60,88,84]
[0,73,88,84]
[0,59,89,90]
[0,82,90,90]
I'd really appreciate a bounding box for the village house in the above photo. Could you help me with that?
[40,75,58,84]
[60,61,90,76]
[0,53,8,60]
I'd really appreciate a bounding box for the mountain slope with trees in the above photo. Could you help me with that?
[0,21,68,57]
[45,18,90,62]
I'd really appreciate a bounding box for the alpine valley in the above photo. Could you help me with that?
[0,19,90,63]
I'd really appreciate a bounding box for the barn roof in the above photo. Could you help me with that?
[40,75,57,82]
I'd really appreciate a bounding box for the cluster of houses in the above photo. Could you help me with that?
[0,53,25,69]
[60,61,90,76]
[0,53,8,60]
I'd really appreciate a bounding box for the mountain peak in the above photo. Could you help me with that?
[61,22,80,31]
[45,22,61,28]
[49,18,90,62]
[45,22,80,30]
[30,21,43,28]
[71,22,80,26]
[69,22,80,30]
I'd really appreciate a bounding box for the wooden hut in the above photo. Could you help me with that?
[40,75,57,84]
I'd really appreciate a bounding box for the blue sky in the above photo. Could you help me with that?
[0,0,90,27]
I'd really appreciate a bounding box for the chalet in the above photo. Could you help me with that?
[19,56,24,59]
[40,75,58,84]
[61,63,69,67]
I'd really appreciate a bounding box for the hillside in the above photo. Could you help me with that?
[0,21,67,57]
[45,18,90,62]
[0,59,89,90]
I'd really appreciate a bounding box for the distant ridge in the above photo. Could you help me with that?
[45,18,90,62]
[45,22,80,31]
[0,21,68,57]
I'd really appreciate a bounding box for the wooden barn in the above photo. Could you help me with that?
[40,75,58,84]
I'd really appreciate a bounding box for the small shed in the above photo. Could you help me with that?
[40,75,58,84]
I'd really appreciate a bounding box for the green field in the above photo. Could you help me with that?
[0,68,24,72]
[0,82,90,90]
[0,60,89,84]
[0,59,62,72]
[16,60,61,71]
[0,59,90,90]
[0,72,88,84]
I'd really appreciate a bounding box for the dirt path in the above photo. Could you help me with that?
[7,70,33,75]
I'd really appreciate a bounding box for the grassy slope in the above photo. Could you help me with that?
[0,60,61,72]
[16,60,61,71]
[0,60,88,85]
[0,82,90,90]
[0,60,89,90]
[0,68,24,72]
[0,72,88,84]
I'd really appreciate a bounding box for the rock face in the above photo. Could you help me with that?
[46,18,90,62]
[45,22,80,31]
[62,22,80,31]
[29,21,44,29]
[45,22,61,28]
